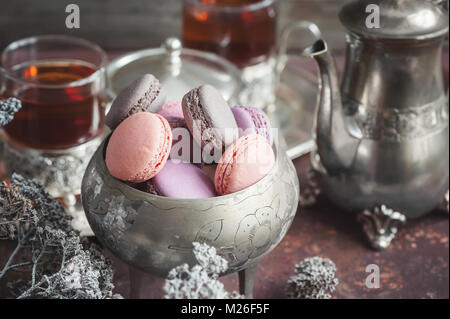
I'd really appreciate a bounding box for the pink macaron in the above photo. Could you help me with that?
[214,134,275,195]
[105,112,172,182]
[158,100,183,119]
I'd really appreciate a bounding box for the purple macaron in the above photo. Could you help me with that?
[106,74,166,129]
[232,106,273,145]
[151,159,216,198]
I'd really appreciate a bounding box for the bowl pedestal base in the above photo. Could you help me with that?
[238,263,258,299]
[128,263,259,299]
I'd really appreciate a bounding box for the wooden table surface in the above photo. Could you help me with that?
[0,51,449,299]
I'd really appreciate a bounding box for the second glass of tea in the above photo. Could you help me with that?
[0,35,107,201]
[183,0,278,108]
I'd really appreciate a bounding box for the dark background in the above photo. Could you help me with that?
[0,0,352,51]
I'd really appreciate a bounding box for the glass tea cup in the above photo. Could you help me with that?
[0,35,107,150]
[0,35,108,199]
[183,0,278,68]
[183,0,321,109]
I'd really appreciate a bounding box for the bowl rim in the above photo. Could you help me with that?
[91,133,285,203]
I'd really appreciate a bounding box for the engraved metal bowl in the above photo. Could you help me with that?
[81,137,299,277]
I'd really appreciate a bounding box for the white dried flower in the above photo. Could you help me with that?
[287,256,339,299]
[164,242,243,299]
[193,242,228,274]
[0,98,22,126]
[164,264,230,299]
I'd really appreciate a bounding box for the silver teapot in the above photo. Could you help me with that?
[303,0,449,219]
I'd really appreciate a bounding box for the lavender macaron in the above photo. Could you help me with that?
[182,85,238,154]
[149,159,216,198]
[106,74,166,129]
[232,106,273,145]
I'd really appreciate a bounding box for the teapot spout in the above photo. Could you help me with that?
[304,39,358,173]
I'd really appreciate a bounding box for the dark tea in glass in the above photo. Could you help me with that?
[183,0,277,68]
[0,35,107,150]
[3,60,104,150]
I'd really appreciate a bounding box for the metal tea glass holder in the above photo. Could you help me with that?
[0,35,109,236]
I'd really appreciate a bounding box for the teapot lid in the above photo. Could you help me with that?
[339,0,449,40]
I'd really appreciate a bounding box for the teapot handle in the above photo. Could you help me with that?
[265,21,322,116]
[274,21,322,96]
[237,21,322,111]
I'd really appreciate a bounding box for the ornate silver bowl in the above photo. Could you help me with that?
[81,136,299,297]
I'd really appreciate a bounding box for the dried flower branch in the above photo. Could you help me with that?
[11,173,73,235]
[15,235,120,299]
[287,256,339,299]
[163,242,242,299]
[0,181,33,241]
[0,98,22,127]
[0,173,122,299]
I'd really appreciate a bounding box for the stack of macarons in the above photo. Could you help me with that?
[104,74,276,199]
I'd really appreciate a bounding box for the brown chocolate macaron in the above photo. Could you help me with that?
[106,74,166,129]
[182,85,238,161]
